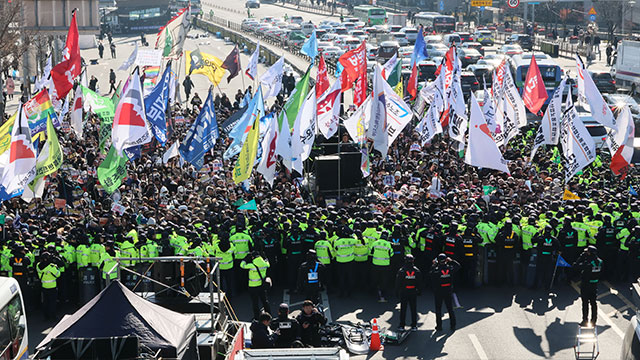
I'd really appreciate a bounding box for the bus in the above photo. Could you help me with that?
[353,5,387,26]
[509,53,563,104]
[413,13,455,34]
[0,277,28,360]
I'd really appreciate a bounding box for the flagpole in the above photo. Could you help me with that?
[238,45,246,93]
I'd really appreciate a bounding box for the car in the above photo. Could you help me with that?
[241,19,259,31]
[482,54,506,68]
[322,46,344,60]
[425,43,448,58]
[260,16,275,23]
[418,60,438,82]
[460,71,480,99]
[460,42,485,56]
[366,44,378,61]
[349,30,368,42]
[457,32,474,43]
[333,34,351,48]
[499,44,524,56]
[321,33,339,42]
[458,48,483,67]
[334,27,349,35]
[507,34,533,51]
[400,27,419,44]
[473,30,494,46]
[390,32,409,46]
[354,21,366,29]
[343,37,361,51]
[467,59,494,84]
[290,16,304,24]
[377,40,399,63]
[443,33,461,47]
[315,29,327,39]
[373,25,389,33]
[398,46,413,58]
[589,71,617,94]
[575,105,608,147]
[343,22,356,32]
[286,30,307,48]
[317,41,333,52]
[301,22,316,36]
[622,314,640,360]
[344,17,359,23]
[388,25,403,33]
[424,35,443,44]
[286,24,302,31]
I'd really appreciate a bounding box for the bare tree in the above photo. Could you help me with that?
[595,1,623,41]
[0,0,38,69]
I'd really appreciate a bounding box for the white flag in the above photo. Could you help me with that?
[499,69,527,146]
[260,56,284,99]
[369,65,388,157]
[531,77,566,159]
[344,96,370,144]
[382,53,398,80]
[482,79,496,133]
[256,115,279,186]
[465,93,510,174]
[446,56,467,120]
[0,106,37,194]
[383,79,413,147]
[576,55,617,130]
[246,41,260,81]
[112,68,153,155]
[163,141,181,164]
[317,77,342,138]
[276,113,293,170]
[119,42,139,71]
[611,106,636,176]
[416,104,443,145]
[606,103,633,156]
[560,95,596,182]
[71,86,84,138]
[291,88,317,174]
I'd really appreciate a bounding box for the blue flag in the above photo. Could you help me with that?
[631,185,638,196]
[179,89,219,170]
[556,255,572,268]
[223,86,264,160]
[123,145,142,161]
[0,186,22,203]
[301,30,318,64]
[144,63,172,145]
[239,90,251,108]
[410,27,428,66]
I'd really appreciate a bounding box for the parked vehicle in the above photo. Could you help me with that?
[377,40,399,63]
[507,34,533,51]
[473,30,494,46]
[400,27,419,44]
[612,40,640,94]
[443,33,461,47]
[246,0,260,8]
[458,48,483,67]
[390,32,409,46]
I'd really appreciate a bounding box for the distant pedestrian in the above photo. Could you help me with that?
[107,32,113,44]
[183,75,194,102]
[110,43,116,58]
[98,42,104,59]
[108,69,117,94]
[5,76,14,100]
[89,75,98,92]
[606,44,613,66]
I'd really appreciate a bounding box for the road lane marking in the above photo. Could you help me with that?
[468,334,489,360]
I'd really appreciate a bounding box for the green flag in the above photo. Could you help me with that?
[0,214,5,225]
[232,199,245,207]
[279,66,311,129]
[386,60,403,88]
[82,85,115,152]
[97,145,128,194]
[34,115,63,181]
[238,199,258,211]
[163,27,172,57]
[483,185,496,195]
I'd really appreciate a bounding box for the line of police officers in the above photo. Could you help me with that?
[3,201,640,328]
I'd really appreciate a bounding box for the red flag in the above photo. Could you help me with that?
[50,11,81,99]
[522,55,549,114]
[316,54,330,98]
[352,50,368,106]
[338,41,366,91]
[407,63,419,99]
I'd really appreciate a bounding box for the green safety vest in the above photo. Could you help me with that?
[141,241,160,258]
[76,245,91,268]
[89,243,105,266]
[521,224,537,250]
[571,222,590,247]
[62,244,77,265]
[100,251,120,280]
[120,241,137,266]
[618,229,630,251]
[230,232,253,259]
[240,257,269,287]
[37,263,61,289]
[333,238,357,263]
[354,240,369,262]
[370,239,392,266]
[213,243,235,270]
[314,240,334,265]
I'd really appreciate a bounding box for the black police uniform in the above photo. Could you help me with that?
[395,262,423,329]
[573,249,603,326]
[270,313,301,348]
[297,259,324,304]
[429,257,461,331]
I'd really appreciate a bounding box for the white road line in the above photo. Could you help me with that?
[603,281,635,309]
[468,334,489,360]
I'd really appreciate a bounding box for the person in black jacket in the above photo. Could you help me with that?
[295,300,327,346]
[535,225,561,290]
[395,254,422,331]
[430,253,460,332]
[297,250,323,304]
[269,303,301,348]
[251,312,278,348]
[573,246,603,327]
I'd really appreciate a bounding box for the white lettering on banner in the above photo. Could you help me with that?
[560,104,596,181]
[135,49,163,67]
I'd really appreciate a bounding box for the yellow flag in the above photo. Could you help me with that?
[394,79,403,98]
[563,189,580,200]
[185,50,226,86]
[233,116,260,184]
[0,111,17,154]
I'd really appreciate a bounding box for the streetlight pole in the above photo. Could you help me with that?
[630,1,637,37]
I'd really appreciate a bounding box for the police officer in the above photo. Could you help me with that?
[495,220,520,286]
[458,227,480,287]
[283,222,304,291]
[37,251,61,320]
[430,253,460,332]
[595,215,616,280]
[370,231,393,302]
[296,300,327,347]
[10,244,31,305]
[297,250,323,304]
[625,226,640,280]
[535,225,560,290]
[241,251,271,320]
[395,254,422,331]
[333,228,357,297]
[270,303,301,348]
[573,246,602,327]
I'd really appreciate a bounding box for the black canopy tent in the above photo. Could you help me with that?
[35,281,199,359]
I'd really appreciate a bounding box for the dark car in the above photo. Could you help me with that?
[589,71,617,94]
[509,34,533,51]
[460,72,480,100]
[457,32,474,43]
[458,48,482,67]
[418,61,438,82]
[377,41,399,63]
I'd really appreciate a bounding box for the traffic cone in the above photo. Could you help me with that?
[369,318,383,351]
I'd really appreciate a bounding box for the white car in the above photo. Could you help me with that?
[425,43,448,58]
[390,32,409,46]
[398,46,413,58]
[343,37,361,51]
[400,27,419,44]
[322,46,344,60]
[318,41,334,52]
[321,33,339,42]
[498,44,523,56]
[482,54,506,68]
[290,16,304,24]
[349,30,368,42]
[424,35,443,43]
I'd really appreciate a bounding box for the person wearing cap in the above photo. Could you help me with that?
[99,241,120,287]
[283,222,304,291]
[625,226,640,281]
[10,244,31,305]
[395,254,422,331]
[573,246,603,327]
[240,251,271,320]
[595,215,617,281]
[534,225,561,290]
[495,219,521,286]
[333,229,357,298]
[295,299,327,347]
[269,303,301,348]
[212,233,236,297]
[430,253,460,331]
[297,250,324,304]
[37,251,61,320]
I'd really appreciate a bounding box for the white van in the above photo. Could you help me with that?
[301,22,315,35]
[443,33,461,47]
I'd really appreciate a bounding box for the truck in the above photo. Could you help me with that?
[387,13,407,27]
[612,40,640,94]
